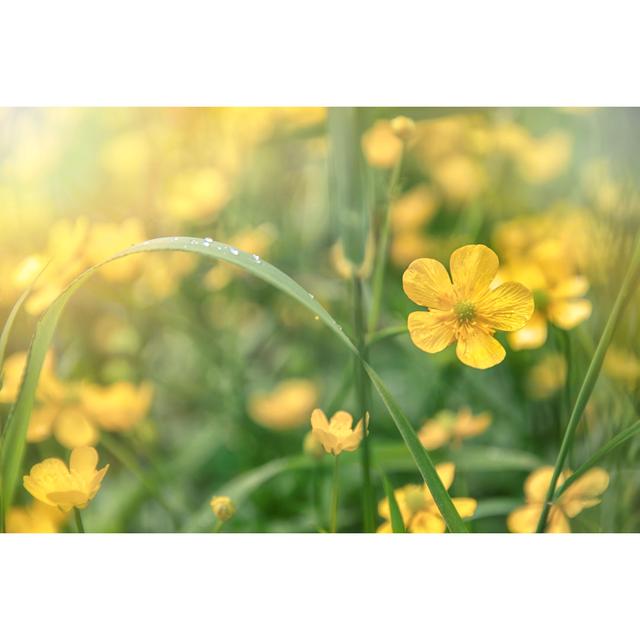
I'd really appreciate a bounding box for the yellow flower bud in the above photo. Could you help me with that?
[390,116,416,141]
[210,495,236,522]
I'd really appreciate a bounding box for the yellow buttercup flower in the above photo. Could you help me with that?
[507,466,609,533]
[604,347,640,388]
[377,463,476,533]
[390,184,438,234]
[390,116,416,142]
[361,120,403,168]
[310,409,366,456]
[80,381,153,432]
[419,407,491,450]
[23,446,109,512]
[248,378,318,431]
[6,500,69,533]
[210,496,236,522]
[403,244,534,369]
[526,353,567,400]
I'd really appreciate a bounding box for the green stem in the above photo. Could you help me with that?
[353,276,375,532]
[366,324,408,347]
[330,455,340,533]
[368,150,405,334]
[213,520,224,533]
[74,508,85,533]
[535,235,640,532]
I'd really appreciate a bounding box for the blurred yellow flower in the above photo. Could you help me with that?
[6,500,68,533]
[390,230,432,269]
[526,353,567,400]
[604,347,640,387]
[377,463,476,533]
[403,244,534,369]
[390,184,438,234]
[302,431,325,459]
[23,446,109,512]
[516,131,572,184]
[361,120,403,168]
[80,381,153,432]
[0,350,65,405]
[248,378,318,431]
[310,408,366,456]
[52,407,100,449]
[431,154,487,203]
[210,495,236,522]
[330,234,374,280]
[161,167,230,221]
[419,407,491,450]
[508,466,609,533]
[390,116,416,142]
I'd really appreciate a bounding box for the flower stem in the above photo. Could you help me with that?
[353,275,375,532]
[74,508,85,534]
[368,149,405,334]
[213,520,224,533]
[330,455,340,533]
[535,234,640,533]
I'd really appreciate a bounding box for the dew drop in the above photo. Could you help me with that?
[229,247,239,256]
[252,254,261,263]
[314,315,319,320]
[204,237,213,243]
[308,293,314,299]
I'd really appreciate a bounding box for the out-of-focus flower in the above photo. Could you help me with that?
[210,495,236,522]
[136,252,198,301]
[5,500,68,533]
[310,409,366,456]
[515,131,572,184]
[361,120,403,168]
[390,116,416,142]
[0,350,65,405]
[101,130,151,181]
[23,446,109,512]
[80,381,154,432]
[377,463,476,533]
[302,431,325,459]
[330,234,374,279]
[403,244,534,369]
[419,408,491,450]
[526,353,567,400]
[508,466,609,533]
[390,230,433,269]
[160,167,230,221]
[431,154,487,203]
[604,347,640,387]
[390,185,438,234]
[248,378,318,431]
[52,407,100,449]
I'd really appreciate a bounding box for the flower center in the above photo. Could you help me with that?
[454,301,475,323]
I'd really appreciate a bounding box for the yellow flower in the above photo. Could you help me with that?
[419,408,491,450]
[52,407,100,449]
[80,381,153,432]
[431,154,487,203]
[604,347,640,387]
[500,260,592,350]
[0,350,65,405]
[507,466,609,533]
[526,353,567,400]
[390,116,416,141]
[310,409,366,456]
[390,185,438,234]
[515,131,572,184]
[6,500,69,533]
[161,167,230,221]
[23,446,109,512]
[248,378,318,431]
[402,244,534,369]
[361,120,403,168]
[210,496,236,522]
[377,463,476,533]
[390,230,433,269]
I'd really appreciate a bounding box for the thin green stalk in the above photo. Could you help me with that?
[74,508,85,533]
[535,235,640,532]
[330,455,340,533]
[213,520,224,533]
[366,324,408,347]
[368,150,405,333]
[353,276,375,532]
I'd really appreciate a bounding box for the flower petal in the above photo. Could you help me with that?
[507,311,548,350]
[452,497,477,519]
[547,299,592,329]
[310,408,329,432]
[329,410,353,432]
[70,446,98,477]
[507,504,543,533]
[523,466,554,503]
[407,310,456,354]
[551,275,589,299]
[456,327,505,369]
[409,511,446,533]
[402,258,454,310]
[46,490,88,511]
[562,467,609,518]
[418,422,451,450]
[475,281,534,331]
[449,244,499,300]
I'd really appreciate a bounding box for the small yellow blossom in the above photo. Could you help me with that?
[419,408,491,450]
[6,500,69,533]
[508,466,609,533]
[526,353,567,400]
[377,463,476,533]
[161,167,230,221]
[361,120,403,168]
[0,350,65,405]
[53,407,100,449]
[80,381,153,432]
[604,347,640,388]
[310,409,366,456]
[390,185,438,234]
[210,495,236,522]
[390,230,433,268]
[390,116,416,142]
[431,154,487,203]
[23,446,109,511]
[248,378,318,431]
[403,244,534,369]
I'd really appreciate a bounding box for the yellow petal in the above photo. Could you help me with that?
[409,511,446,533]
[53,408,99,449]
[449,244,499,300]
[329,410,353,432]
[547,299,592,329]
[475,281,534,330]
[551,275,589,299]
[546,509,571,533]
[418,423,451,450]
[407,310,456,354]
[310,408,329,432]
[70,446,99,477]
[507,504,542,533]
[402,258,454,310]
[453,497,477,519]
[436,462,455,491]
[46,490,88,511]
[523,466,555,503]
[507,311,548,350]
[455,410,491,438]
[456,327,505,369]
[562,467,609,518]
[376,521,393,533]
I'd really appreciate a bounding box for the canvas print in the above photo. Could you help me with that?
[0,107,637,533]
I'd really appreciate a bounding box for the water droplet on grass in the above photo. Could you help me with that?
[229,247,239,256]
[252,254,261,263]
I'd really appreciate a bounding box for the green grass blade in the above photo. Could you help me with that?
[556,419,640,499]
[0,236,464,534]
[381,472,406,533]
[364,363,467,532]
